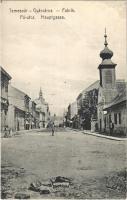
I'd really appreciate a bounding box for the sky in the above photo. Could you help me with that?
[1,1,126,116]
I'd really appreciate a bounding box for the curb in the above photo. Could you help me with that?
[66,128,127,141]
[83,131,127,141]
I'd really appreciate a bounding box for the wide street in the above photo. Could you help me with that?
[1,128,126,199]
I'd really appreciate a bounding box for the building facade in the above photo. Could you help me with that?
[77,81,99,130]
[97,30,126,136]
[35,110,40,128]
[98,31,118,132]
[70,101,78,120]
[0,67,12,133]
[65,31,126,136]
[8,85,31,131]
[35,88,50,128]
[29,100,37,129]
[103,86,127,136]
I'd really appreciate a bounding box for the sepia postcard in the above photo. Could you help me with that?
[0,0,127,199]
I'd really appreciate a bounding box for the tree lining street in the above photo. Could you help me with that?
[1,128,126,199]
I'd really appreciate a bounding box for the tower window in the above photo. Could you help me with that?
[105,70,112,84]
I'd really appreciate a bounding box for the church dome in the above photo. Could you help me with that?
[100,29,113,60]
[100,46,113,59]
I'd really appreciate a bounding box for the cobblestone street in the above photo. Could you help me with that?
[1,128,127,199]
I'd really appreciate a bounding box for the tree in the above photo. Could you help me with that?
[79,89,98,130]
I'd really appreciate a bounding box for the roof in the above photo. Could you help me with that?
[100,46,113,60]
[85,80,99,92]
[77,79,126,102]
[116,79,126,93]
[101,79,126,104]
[77,80,99,100]
[9,85,30,98]
[100,46,113,55]
[100,59,116,65]
[104,87,127,110]
[77,93,82,100]
[8,85,31,111]
[0,66,12,80]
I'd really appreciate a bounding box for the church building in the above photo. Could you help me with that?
[34,88,50,128]
[98,30,126,135]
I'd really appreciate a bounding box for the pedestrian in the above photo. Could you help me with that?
[51,121,55,136]
[95,123,98,132]
[4,126,10,138]
[4,126,8,138]
[109,121,114,135]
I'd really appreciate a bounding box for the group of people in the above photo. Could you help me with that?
[3,121,56,138]
[4,126,11,138]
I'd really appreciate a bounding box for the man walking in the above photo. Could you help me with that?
[110,120,114,135]
[50,121,55,136]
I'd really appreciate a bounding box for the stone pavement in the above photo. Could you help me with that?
[2,128,126,199]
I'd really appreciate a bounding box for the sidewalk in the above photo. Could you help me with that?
[67,127,127,141]
[1,128,42,138]
[83,130,127,141]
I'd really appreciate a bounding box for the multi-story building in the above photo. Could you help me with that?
[35,88,50,128]
[70,101,78,120]
[29,100,37,129]
[0,67,12,133]
[76,80,99,130]
[35,110,40,128]
[65,102,79,128]
[8,85,31,131]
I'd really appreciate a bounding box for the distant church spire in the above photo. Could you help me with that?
[39,87,43,99]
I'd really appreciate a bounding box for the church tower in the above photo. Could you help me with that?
[98,29,117,104]
[39,87,45,104]
[39,87,43,99]
[98,29,117,132]
[98,29,116,89]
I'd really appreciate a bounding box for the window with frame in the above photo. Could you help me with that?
[107,115,109,124]
[5,85,8,93]
[109,114,111,123]
[114,113,117,124]
[104,117,106,128]
[4,79,8,93]
[119,113,121,124]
